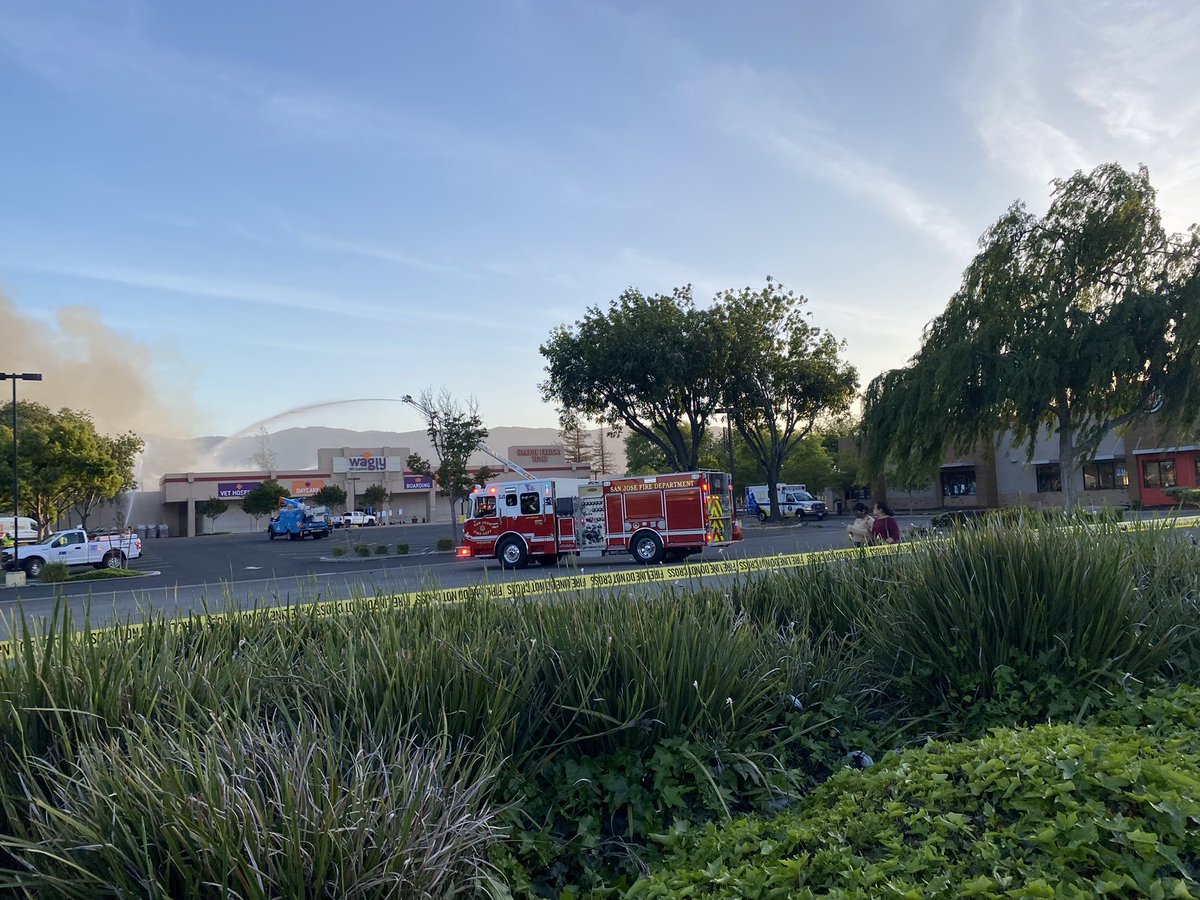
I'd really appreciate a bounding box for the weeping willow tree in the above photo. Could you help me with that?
[862,163,1200,510]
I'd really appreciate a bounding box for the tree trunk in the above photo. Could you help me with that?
[1058,420,1079,512]
[764,461,783,522]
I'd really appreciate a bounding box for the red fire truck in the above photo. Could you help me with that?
[457,471,740,569]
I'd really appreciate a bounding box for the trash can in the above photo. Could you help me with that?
[158,523,170,538]
[138,525,149,540]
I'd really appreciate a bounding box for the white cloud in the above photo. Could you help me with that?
[963,0,1200,229]
[677,63,976,258]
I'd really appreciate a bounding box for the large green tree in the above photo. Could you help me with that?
[861,163,1200,510]
[0,402,143,536]
[540,286,730,471]
[403,389,489,543]
[71,431,144,530]
[720,278,858,521]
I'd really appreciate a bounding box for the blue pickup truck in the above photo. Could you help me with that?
[267,498,332,540]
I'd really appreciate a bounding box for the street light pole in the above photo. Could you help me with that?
[713,406,738,519]
[1,372,44,575]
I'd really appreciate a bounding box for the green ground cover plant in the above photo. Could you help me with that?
[0,521,1195,896]
[627,687,1200,898]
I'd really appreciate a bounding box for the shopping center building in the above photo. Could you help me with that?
[157,444,591,537]
[848,418,1199,512]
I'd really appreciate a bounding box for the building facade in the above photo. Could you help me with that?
[847,420,1200,512]
[155,444,591,537]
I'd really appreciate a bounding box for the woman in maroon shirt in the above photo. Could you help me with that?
[871,501,902,544]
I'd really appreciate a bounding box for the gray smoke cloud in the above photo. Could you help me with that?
[0,291,208,441]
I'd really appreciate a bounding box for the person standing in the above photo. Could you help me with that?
[871,501,901,545]
[846,502,874,546]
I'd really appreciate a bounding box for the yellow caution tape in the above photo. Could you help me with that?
[3,515,1197,659]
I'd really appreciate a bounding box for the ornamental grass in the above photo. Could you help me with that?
[0,522,1195,895]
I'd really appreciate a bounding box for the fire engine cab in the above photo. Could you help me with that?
[459,471,740,569]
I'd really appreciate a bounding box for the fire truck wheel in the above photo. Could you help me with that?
[631,531,664,565]
[497,537,529,570]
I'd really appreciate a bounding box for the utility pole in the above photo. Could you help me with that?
[714,407,738,519]
[1,372,43,580]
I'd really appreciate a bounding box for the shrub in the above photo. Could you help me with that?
[631,710,1200,897]
[36,563,72,583]
[869,522,1180,723]
[437,538,453,552]
[375,544,389,556]
[0,722,504,899]
[331,546,345,558]
[397,543,410,555]
[354,543,371,557]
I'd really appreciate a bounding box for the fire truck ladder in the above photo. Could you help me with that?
[476,443,536,481]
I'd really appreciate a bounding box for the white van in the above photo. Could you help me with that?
[0,516,39,543]
[744,485,827,521]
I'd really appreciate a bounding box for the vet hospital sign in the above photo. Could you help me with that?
[332,455,406,474]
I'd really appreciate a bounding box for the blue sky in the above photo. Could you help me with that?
[1,0,1197,439]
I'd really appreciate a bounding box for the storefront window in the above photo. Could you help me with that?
[941,467,976,498]
[1143,460,1177,489]
[1083,460,1127,490]
[1035,464,1061,493]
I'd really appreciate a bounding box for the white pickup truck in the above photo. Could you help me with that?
[1,528,143,578]
[337,510,378,527]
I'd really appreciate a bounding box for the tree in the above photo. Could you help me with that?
[248,425,278,470]
[197,498,228,532]
[719,278,858,521]
[540,286,730,470]
[71,431,144,530]
[862,163,1200,510]
[593,428,617,475]
[403,389,489,543]
[361,483,388,514]
[558,410,597,473]
[311,484,347,510]
[0,401,143,536]
[624,427,723,475]
[241,480,288,526]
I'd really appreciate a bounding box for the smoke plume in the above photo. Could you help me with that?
[0,291,206,440]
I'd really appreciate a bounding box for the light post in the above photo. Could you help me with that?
[1,372,43,575]
[713,407,738,519]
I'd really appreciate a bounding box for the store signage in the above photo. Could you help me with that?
[291,479,325,497]
[333,455,405,474]
[512,446,565,464]
[217,481,262,499]
[403,475,433,490]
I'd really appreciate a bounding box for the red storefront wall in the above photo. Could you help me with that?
[1137,449,1199,507]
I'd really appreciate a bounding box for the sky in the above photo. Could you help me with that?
[1,0,1198,440]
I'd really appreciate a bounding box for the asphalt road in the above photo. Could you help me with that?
[0,516,870,639]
